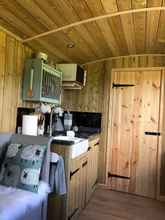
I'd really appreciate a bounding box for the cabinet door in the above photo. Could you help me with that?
[93,144,99,187]
[68,156,88,219]
[86,146,93,202]
[68,161,81,220]
[79,158,88,209]
[86,142,99,202]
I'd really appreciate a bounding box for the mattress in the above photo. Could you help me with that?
[0,184,48,220]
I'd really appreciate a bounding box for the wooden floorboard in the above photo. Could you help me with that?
[78,187,165,220]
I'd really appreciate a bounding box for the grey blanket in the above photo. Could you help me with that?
[50,156,67,195]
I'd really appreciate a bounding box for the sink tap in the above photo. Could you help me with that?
[49,106,55,136]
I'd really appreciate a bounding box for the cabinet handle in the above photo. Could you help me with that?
[28,68,34,97]
[94,142,100,146]
[70,168,80,180]
[145,131,161,136]
[92,179,98,188]
[88,146,92,151]
[82,161,88,167]
[68,208,79,220]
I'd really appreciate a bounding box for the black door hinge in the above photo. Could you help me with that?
[112,83,135,88]
[108,172,130,180]
[82,161,88,167]
[70,168,80,180]
[68,208,79,220]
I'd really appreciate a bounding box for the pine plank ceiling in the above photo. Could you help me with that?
[0,0,165,64]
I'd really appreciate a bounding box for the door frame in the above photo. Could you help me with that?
[105,67,165,201]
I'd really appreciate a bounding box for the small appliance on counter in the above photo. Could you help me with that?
[16,107,35,134]
[52,107,64,133]
[22,115,38,136]
[37,113,45,135]
[64,112,72,131]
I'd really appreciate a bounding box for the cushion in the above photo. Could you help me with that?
[0,144,8,169]
[0,143,47,193]
[0,144,5,160]
[0,139,12,168]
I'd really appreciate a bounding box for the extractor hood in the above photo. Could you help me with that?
[56,64,86,90]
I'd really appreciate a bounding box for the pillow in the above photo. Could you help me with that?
[0,143,8,167]
[0,143,47,193]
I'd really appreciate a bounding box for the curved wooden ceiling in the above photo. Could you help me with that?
[0,0,165,64]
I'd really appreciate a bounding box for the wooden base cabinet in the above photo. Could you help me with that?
[86,137,100,203]
[68,156,88,219]
[49,135,100,220]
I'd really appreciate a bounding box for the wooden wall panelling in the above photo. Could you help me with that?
[99,55,165,182]
[156,9,165,52]
[62,55,165,185]
[100,0,118,13]
[50,0,109,60]
[1,1,165,64]
[80,0,115,57]
[0,31,6,129]
[99,61,112,183]
[68,0,108,58]
[146,10,161,53]
[0,5,71,62]
[120,14,136,54]
[2,0,48,35]
[108,16,128,55]
[15,0,56,30]
[41,33,87,64]
[157,69,165,200]
[0,31,35,132]
[133,12,146,54]
[62,62,105,112]
[62,0,108,58]
[158,68,165,200]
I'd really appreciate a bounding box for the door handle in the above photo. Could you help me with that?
[82,161,88,167]
[144,131,161,136]
[108,172,130,179]
[70,168,80,180]
[88,146,92,151]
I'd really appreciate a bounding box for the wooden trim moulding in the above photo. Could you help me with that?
[83,54,165,65]
[23,7,165,43]
[0,24,23,42]
[157,69,165,201]
[158,39,165,43]
[111,67,165,72]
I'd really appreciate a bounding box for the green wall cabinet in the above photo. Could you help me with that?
[22,59,62,104]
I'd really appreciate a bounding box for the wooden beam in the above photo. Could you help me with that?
[23,6,165,42]
[82,54,165,65]
[0,24,23,42]
[158,38,165,43]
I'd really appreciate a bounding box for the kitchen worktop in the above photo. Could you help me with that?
[51,132,100,145]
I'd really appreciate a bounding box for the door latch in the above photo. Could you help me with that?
[108,172,130,179]
[112,83,135,88]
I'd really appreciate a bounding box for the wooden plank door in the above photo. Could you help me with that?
[107,69,162,199]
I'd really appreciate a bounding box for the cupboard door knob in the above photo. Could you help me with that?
[70,168,80,180]
[82,161,88,167]
[88,147,92,151]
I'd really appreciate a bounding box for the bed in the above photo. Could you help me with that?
[0,133,53,220]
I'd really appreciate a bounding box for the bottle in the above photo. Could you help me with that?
[64,112,72,131]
